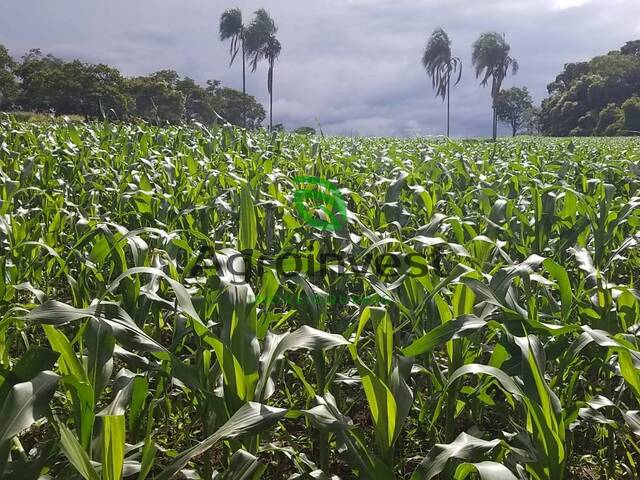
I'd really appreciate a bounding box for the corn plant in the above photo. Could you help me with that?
[1,114,640,478]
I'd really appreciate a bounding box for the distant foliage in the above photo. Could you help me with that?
[0,45,266,128]
[495,86,534,136]
[622,96,640,134]
[15,50,129,118]
[214,86,266,128]
[0,45,18,109]
[293,126,316,135]
[541,40,640,136]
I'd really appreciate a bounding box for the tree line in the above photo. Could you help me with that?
[0,45,267,128]
[2,6,640,138]
[540,40,640,136]
[0,7,284,131]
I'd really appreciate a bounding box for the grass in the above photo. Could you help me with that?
[1,115,640,479]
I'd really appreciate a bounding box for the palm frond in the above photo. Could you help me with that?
[219,7,244,65]
[422,28,457,100]
[451,57,463,86]
[245,9,278,72]
[219,8,243,42]
[472,32,517,98]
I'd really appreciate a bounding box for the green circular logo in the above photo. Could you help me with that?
[294,176,347,232]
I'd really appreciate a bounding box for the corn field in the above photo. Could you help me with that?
[1,116,640,479]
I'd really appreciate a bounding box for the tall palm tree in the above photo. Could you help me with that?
[262,35,281,132]
[246,9,281,131]
[219,8,246,96]
[422,28,462,137]
[472,32,518,141]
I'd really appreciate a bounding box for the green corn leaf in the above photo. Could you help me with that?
[454,461,518,480]
[85,317,115,401]
[137,436,157,480]
[0,345,59,403]
[543,259,572,322]
[42,324,89,384]
[213,449,266,480]
[31,301,170,359]
[352,349,397,455]
[107,268,206,336]
[239,184,258,251]
[219,281,260,402]
[58,422,100,480]
[403,315,487,357]
[206,335,248,408]
[255,325,349,401]
[98,370,140,417]
[157,402,287,480]
[301,394,394,480]
[411,432,507,480]
[102,415,126,480]
[0,371,59,448]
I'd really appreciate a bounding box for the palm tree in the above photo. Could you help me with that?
[471,32,518,141]
[219,8,246,96]
[246,9,281,131]
[262,36,282,132]
[422,28,462,137]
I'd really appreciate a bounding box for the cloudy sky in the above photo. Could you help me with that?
[1,0,639,136]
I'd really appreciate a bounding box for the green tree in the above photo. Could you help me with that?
[7,45,266,126]
[622,96,640,134]
[219,8,247,98]
[495,86,533,136]
[421,28,462,137]
[621,40,640,57]
[82,63,130,118]
[596,103,624,136]
[245,9,280,132]
[571,110,598,136]
[176,76,218,123]
[472,32,518,141]
[214,86,265,129]
[540,43,640,136]
[126,73,185,124]
[15,50,128,118]
[523,105,542,134]
[15,50,65,112]
[293,126,316,135]
[0,45,18,109]
[547,62,589,94]
[150,69,180,86]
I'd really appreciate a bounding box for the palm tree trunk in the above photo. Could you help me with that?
[492,103,497,141]
[269,65,274,132]
[242,39,246,96]
[242,38,246,128]
[446,74,451,137]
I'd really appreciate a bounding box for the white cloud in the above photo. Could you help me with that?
[551,0,590,10]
